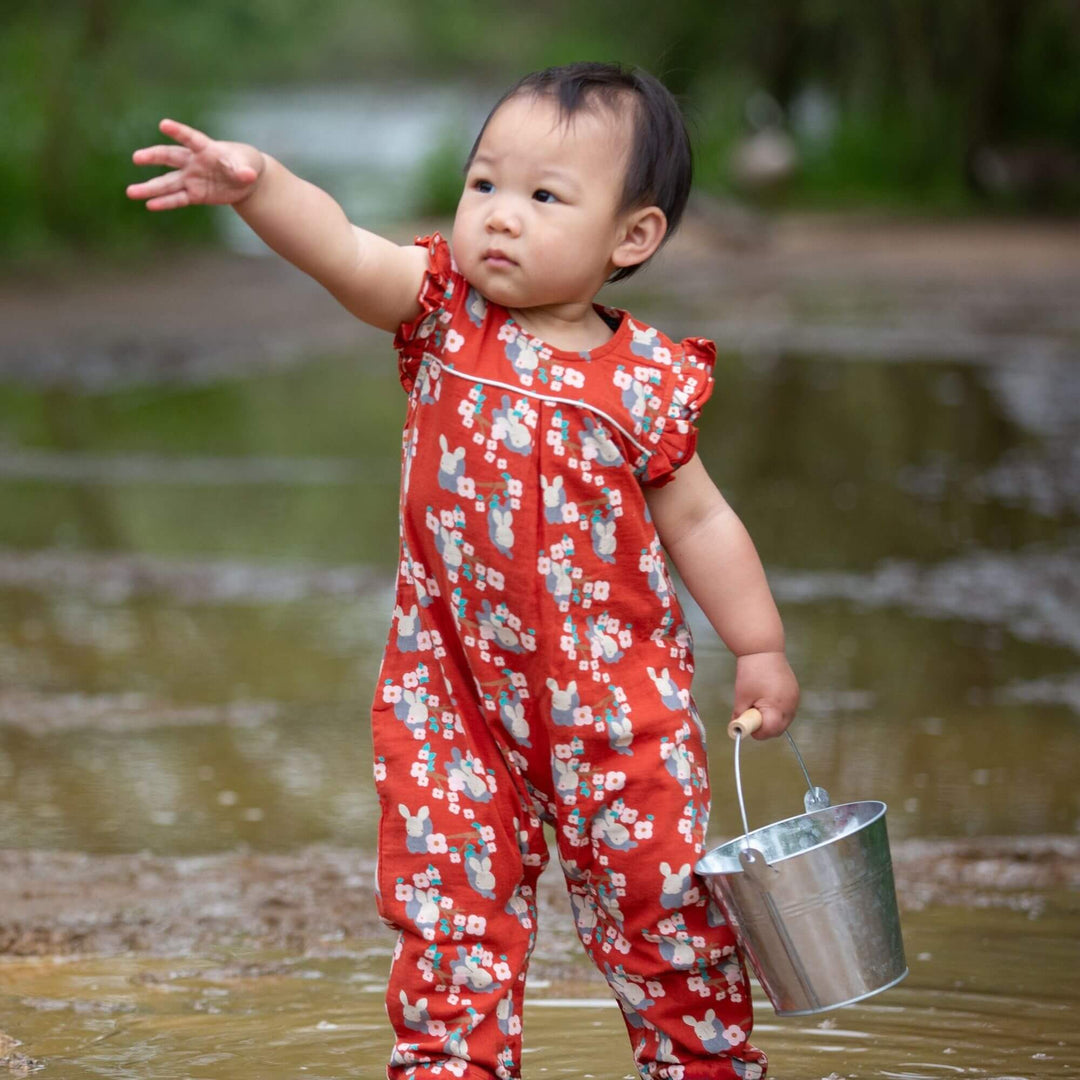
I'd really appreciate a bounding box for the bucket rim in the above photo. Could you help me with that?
[695,799,889,877]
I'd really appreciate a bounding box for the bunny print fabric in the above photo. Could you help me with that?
[371,235,766,1080]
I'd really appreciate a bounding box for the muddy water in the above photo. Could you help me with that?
[1,321,1078,1076]
[2,894,1078,1078]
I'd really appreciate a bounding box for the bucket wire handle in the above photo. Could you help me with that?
[727,709,830,851]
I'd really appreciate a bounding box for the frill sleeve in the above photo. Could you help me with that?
[638,336,717,487]
[393,232,459,394]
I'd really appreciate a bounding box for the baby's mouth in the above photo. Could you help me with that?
[483,249,517,268]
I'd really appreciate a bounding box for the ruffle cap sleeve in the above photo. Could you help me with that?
[638,336,717,487]
[393,233,460,394]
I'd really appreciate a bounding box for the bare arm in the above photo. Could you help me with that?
[127,119,427,333]
[644,453,799,738]
[231,155,428,331]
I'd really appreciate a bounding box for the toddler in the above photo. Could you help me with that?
[128,61,799,1080]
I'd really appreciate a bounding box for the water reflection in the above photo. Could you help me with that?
[0,345,1076,852]
[0,327,1077,1074]
[2,893,1077,1078]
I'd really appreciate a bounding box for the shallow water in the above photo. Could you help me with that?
[2,895,1078,1077]
[0,353,1075,854]
[1,327,1077,1074]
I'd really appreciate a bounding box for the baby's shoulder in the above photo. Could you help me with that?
[609,307,716,383]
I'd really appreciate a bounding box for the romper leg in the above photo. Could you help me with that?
[372,661,549,1080]
[549,703,767,1080]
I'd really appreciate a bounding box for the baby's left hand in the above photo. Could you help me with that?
[732,651,799,739]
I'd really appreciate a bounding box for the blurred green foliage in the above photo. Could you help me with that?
[3,0,1078,262]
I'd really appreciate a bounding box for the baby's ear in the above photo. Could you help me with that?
[611,205,667,271]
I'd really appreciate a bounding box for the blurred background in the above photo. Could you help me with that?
[0,2,1078,1078]
[4,0,1080,258]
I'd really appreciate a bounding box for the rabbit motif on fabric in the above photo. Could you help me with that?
[370,235,765,1080]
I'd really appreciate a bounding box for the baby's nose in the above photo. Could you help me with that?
[485,200,521,235]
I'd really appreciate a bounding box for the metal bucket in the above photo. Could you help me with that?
[695,712,907,1016]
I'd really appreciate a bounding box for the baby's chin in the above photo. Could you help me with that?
[460,267,527,310]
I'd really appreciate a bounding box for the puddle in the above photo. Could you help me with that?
[1,232,1077,1076]
[0,897,1077,1078]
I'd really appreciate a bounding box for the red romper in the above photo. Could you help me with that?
[371,235,767,1080]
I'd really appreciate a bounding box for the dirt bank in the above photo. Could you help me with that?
[2,212,1078,388]
[1,837,1077,964]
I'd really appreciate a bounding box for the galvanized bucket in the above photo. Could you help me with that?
[695,709,907,1016]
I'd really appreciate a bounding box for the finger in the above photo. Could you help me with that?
[126,170,185,201]
[132,145,190,169]
[145,190,192,212]
[224,159,259,185]
[158,118,210,153]
[750,702,788,740]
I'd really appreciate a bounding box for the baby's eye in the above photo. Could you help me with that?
[473,179,494,194]
[533,189,559,204]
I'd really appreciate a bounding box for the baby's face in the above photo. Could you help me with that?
[451,93,633,312]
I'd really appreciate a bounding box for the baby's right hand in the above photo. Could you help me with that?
[126,119,264,211]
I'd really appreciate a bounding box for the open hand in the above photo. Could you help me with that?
[732,650,799,739]
[126,119,264,211]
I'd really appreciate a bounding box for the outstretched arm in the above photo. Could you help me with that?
[644,453,799,738]
[126,119,427,332]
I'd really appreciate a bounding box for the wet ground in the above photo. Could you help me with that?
[1,212,1078,1077]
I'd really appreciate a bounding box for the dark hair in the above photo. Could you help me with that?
[465,62,693,283]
